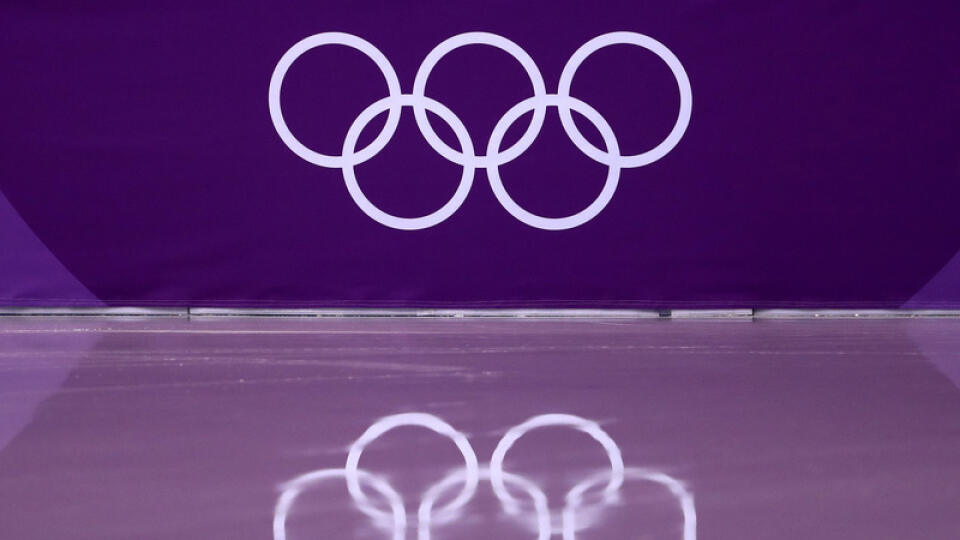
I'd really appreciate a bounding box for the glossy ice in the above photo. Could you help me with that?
[1,317,958,539]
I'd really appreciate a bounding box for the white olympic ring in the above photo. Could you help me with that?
[274,412,696,540]
[343,95,476,230]
[487,95,620,230]
[269,31,692,230]
[412,32,548,168]
[489,413,625,533]
[417,468,551,540]
[562,468,697,540]
[274,468,407,540]
[269,32,403,168]
[557,31,693,168]
[345,413,481,524]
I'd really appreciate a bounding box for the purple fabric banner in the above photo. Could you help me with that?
[1,1,958,308]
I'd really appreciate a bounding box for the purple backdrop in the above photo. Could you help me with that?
[1,1,958,308]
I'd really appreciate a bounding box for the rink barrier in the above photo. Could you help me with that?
[1,307,960,318]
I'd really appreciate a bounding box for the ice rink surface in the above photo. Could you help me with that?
[1,317,959,539]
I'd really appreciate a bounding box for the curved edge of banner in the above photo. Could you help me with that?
[0,188,103,307]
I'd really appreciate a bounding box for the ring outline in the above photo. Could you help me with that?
[489,413,626,518]
[341,95,476,230]
[557,31,692,168]
[273,468,407,540]
[269,32,403,168]
[344,413,481,523]
[412,32,548,168]
[486,96,621,231]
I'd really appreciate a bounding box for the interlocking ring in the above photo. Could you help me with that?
[274,412,696,540]
[268,32,402,168]
[270,31,691,230]
[274,468,406,540]
[562,468,697,540]
[344,413,481,524]
[411,32,548,168]
[270,31,690,230]
[487,95,620,231]
[417,468,551,540]
[557,31,693,168]
[342,95,476,230]
[489,413,625,533]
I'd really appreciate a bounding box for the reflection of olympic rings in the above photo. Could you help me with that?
[562,468,697,540]
[273,412,696,539]
[345,413,480,524]
[418,468,551,540]
[274,468,406,540]
[269,31,692,230]
[490,414,625,510]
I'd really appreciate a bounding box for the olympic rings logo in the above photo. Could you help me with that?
[269,32,692,230]
[273,412,696,539]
